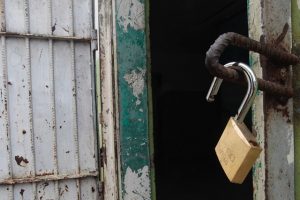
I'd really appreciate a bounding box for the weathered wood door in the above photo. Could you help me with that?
[0,0,100,199]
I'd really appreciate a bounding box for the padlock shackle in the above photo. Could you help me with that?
[206,62,258,123]
[206,62,236,102]
[234,63,258,123]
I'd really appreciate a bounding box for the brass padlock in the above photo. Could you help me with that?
[206,62,262,184]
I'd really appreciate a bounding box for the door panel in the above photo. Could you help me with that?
[0,0,100,199]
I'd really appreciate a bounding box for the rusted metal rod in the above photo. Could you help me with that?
[205,32,299,97]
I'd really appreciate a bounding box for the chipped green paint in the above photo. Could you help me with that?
[292,1,300,199]
[115,0,152,199]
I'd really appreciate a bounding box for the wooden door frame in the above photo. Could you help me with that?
[98,0,154,199]
[249,0,295,199]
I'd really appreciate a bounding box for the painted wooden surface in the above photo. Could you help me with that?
[115,0,152,199]
[248,2,266,199]
[0,0,100,199]
[99,0,153,198]
[99,0,120,199]
[292,1,300,199]
[248,0,294,199]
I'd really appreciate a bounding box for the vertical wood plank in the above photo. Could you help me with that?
[4,0,26,33]
[73,0,92,38]
[75,42,99,199]
[75,43,97,173]
[7,37,35,199]
[51,0,73,37]
[0,19,9,181]
[292,1,300,199]
[31,39,57,199]
[54,40,79,199]
[29,0,49,35]
[248,2,266,199]
[29,0,58,198]
[99,0,119,199]
[53,41,77,175]
[0,17,13,199]
[115,0,152,199]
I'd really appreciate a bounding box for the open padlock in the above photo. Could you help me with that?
[207,62,262,184]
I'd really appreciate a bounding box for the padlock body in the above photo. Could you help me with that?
[215,117,262,184]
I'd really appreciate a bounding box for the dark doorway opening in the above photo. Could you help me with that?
[150,0,253,199]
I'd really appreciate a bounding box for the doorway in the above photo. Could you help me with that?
[150,0,253,199]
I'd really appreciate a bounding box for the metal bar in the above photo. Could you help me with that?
[0,172,99,185]
[48,0,59,197]
[0,31,13,200]
[69,0,81,197]
[205,32,298,97]
[49,37,60,198]
[24,0,37,198]
[0,32,93,42]
[0,1,13,198]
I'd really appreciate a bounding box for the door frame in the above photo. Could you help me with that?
[98,0,154,199]
[248,0,295,199]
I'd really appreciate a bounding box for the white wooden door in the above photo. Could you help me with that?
[0,0,100,199]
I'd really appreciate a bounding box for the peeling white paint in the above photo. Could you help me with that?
[124,166,150,200]
[124,68,146,106]
[116,0,145,32]
[99,0,120,198]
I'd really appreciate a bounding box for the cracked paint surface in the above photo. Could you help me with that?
[115,0,152,198]
[116,0,145,32]
[124,68,146,106]
[124,166,150,200]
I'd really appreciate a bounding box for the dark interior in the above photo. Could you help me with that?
[150,0,253,199]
